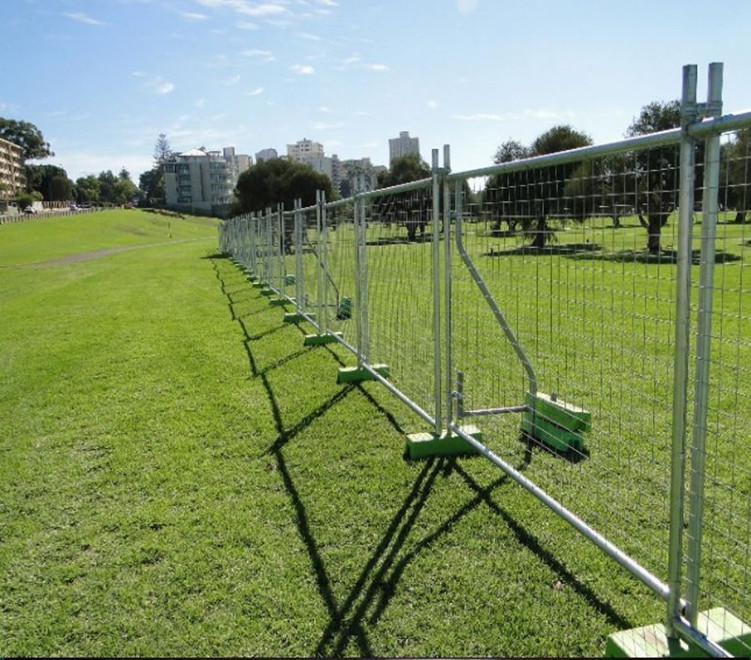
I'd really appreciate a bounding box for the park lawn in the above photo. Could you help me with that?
[0,209,728,656]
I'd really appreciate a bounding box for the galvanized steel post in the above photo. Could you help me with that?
[666,63,698,639]
[685,62,724,626]
[432,149,442,436]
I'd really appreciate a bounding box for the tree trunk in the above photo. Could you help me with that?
[531,216,548,248]
[734,210,746,223]
[647,214,662,254]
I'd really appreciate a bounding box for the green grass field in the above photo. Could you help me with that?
[1,208,747,656]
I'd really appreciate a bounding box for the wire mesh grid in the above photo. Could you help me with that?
[683,129,751,648]
[449,146,685,582]
[360,183,438,419]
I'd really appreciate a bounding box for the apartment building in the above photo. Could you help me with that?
[255,148,278,163]
[0,136,25,207]
[388,131,420,164]
[163,146,251,215]
[287,138,332,179]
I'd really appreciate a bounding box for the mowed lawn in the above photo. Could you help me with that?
[1,209,668,657]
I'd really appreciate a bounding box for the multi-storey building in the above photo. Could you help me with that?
[255,148,278,163]
[332,156,385,196]
[388,131,420,164]
[163,146,251,215]
[0,137,25,209]
[287,138,332,179]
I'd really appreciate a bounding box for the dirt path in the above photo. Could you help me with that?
[2,238,210,269]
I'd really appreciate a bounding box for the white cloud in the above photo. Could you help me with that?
[180,11,208,20]
[245,87,264,96]
[428,100,438,109]
[456,0,478,14]
[364,63,389,72]
[453,109,574,122]
[194,0,288,18]
[291,64,315,75]
[64,12,108,26]
[133,71,175,95]
[298,31,321,41]
[236,20,259,29]
[223,74,242,85]
[241,49,274,62]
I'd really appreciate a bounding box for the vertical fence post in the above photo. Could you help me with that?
[666,63,699,639]
[277,203,284,292]
[315,191,324,334]
[442,145,453,434]
[685,62,724,626]
[295,199,303,314]
[431,149,442,436]
[321,190,330,335]
[358,175,370,366]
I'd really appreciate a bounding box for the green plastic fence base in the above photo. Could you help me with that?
[521,392,590,453]
[247,274,259,282]
[259,289,275,297]
[269,298,288,307]
[252,281,266,289]
[285,274,295,285]
[303,332,342,346]
[605,608,751,657]
[337,364,390,384]
[405,425,483,460]
[283,312,315,324]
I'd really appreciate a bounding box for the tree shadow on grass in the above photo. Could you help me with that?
[484,243,602,258]
[209,255,633,656]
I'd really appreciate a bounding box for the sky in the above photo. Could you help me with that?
[2,0,751,184]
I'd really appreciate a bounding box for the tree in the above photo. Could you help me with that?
[234,158,335,214]
[139,134,172,207]
[487,125,592,247]
[25,164,74,201]
[625,100,681,253]
[75,175,101,205]
[0,118,54,160]
[374,154,433,242]
[139,168,164,207]
[721,128,751,223]
[153,133,173,164]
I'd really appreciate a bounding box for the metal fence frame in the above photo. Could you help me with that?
[220,63,751,657]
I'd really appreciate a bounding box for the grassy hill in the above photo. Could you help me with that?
[0,209,682,657]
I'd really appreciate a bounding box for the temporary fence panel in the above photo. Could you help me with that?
[218,63,751,657]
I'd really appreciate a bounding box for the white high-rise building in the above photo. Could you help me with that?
[388,131,420,164]
[163,145,251,214]
[287,138,332,179]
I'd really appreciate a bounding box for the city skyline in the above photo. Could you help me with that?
[2,0,751,184]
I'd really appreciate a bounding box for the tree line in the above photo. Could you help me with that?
[0,118,139,209]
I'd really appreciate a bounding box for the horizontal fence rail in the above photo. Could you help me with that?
[220,64,751,657]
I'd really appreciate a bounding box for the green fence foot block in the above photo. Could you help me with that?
[405,425,483,460]
[284,312,315,324]
[259,289,275,297]
[269,298,288,307]
[522,391,590,453]
[285,274,296,285]
[251,281,266,289]
[304,332,342,346]
[605,608,751,657]
[337,364,390,384]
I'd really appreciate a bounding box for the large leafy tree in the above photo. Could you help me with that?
[487,125,592,247]
[233,157,334,214]
[0,118,54,160]
[625,100,681,253]
[25,164,74,201]
[373,154,433,242]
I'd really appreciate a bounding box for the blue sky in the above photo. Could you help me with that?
[2,0,750,183]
